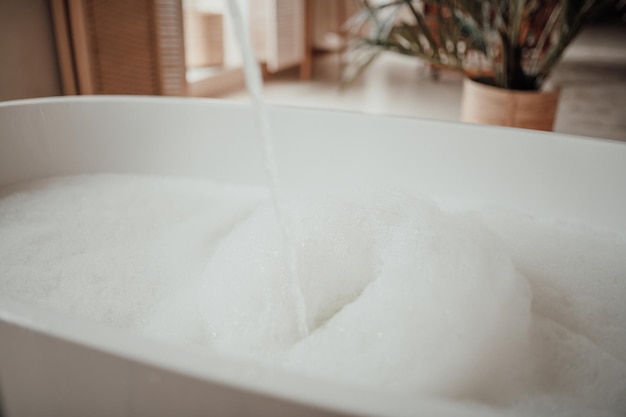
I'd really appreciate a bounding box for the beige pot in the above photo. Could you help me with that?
[461,78,560,131]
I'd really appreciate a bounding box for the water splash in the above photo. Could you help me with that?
[226,0,309,338]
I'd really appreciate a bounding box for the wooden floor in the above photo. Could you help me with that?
[224,24,626,142]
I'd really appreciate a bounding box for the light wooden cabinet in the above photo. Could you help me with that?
[184,11,223,68]
[249,0,305,74]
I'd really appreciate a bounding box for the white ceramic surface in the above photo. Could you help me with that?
[1,96,625,417]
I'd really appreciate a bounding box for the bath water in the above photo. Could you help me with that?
[225,0,309,337]
[1,174,625,416]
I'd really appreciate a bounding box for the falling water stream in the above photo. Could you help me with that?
[225,0,309,338]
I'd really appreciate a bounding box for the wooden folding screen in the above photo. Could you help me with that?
[51,0,187,96]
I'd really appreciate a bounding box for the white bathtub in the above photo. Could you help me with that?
[0,96,625,417]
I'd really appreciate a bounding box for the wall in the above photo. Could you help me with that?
[0,0,62,101]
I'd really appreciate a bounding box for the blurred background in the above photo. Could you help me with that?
[0,0,625,140]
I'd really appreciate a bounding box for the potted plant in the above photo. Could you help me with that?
[344,0,618,131]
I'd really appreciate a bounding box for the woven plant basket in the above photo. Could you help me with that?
[461,78,560,132]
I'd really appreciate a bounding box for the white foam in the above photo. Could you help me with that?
[1,175,625,416]
[0,174,266,329]
[190,191,532,402]
[479,209,626,414]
